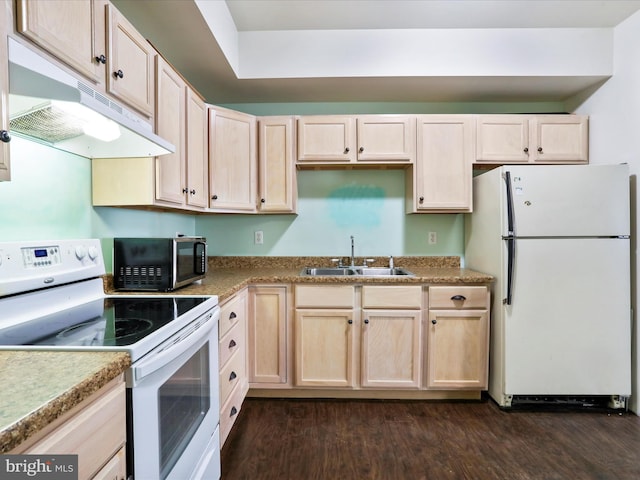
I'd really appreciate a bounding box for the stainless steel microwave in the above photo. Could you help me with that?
[113,237,207,291]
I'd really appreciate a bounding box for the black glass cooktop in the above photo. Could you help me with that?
[0,297,209,347]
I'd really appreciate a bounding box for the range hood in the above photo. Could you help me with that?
[8,37,174,159]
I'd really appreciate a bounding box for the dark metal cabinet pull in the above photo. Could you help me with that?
[114,69,124,79]
[229,311,237,320]
[432,319,437,325]
[229,339,237,349]
[450,295,466,301]
[95,54,107,64]
[364,318,369,324]
[230,406,238,417]
[229,371,237,381]
[0,130,10,143]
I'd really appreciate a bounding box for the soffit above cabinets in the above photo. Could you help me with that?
[111,0,640,104]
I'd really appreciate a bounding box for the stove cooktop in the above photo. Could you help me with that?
[0,297,210,348]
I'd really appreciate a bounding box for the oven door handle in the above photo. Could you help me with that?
[132,310,217,384]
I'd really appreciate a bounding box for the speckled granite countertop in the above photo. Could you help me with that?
[106,256,493,303]
[0,351,130,453]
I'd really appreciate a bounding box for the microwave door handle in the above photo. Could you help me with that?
[194,241,207,274]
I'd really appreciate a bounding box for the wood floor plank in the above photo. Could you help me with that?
[221,398,640,479]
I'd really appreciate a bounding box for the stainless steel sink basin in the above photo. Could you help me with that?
[300,267,414,277]
[354,267,414,276]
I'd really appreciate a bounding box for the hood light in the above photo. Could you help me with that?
[51,101,121,142]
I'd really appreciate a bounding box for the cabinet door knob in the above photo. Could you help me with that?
[230,406,238,417]
[348,319,353,324]
[212,194,218,200]
[359,147,364,153]
[450,295,466,301]
[364,318,369,324]
[0,130,10,143]
[431,319,437,325]
[229,311,237,320]
[229,371,237,381]
[190,189,196,195]
[419,196,424,204]
[182,187,188,194]
[344,147,350,153]
[261,198,266,203]
[537,147,543,153]
[229,339,237,349]
[523,147,529,153]
[114,69,124,79]
[95,54,107,64]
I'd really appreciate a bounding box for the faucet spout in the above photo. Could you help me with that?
[350,235,355,267]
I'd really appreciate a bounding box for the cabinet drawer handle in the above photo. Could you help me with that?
[450,295,466,301]
[229,311,237,320]
[114,69,124,79]
[229,339,237,349]
[230,406,238,417]
[229,371,237,381]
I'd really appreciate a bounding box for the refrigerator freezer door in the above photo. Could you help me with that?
[503,237,631,396]
[505,164,630,237]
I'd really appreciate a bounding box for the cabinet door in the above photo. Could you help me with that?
[413,115,473,212]
[209,107,257,212]
[476,115,530,163]
[258,116,297,213]
[106,4,155,117]
[426,310,489,389]
[0,0,10,182]
[155,56,186,205]
[361,310,421,389]
[297,116,356,163]
[356,115,415,163]
[15,0,107,85]
[249,286,287,384]
[295,309,356,387]
[185,88,209,208]
[531,115,588,163]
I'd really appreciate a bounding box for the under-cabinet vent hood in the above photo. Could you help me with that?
[8,37,174,159]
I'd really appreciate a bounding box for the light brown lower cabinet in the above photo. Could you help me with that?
[12,376,126,480]
[427,286,490,389]
[218,288,249,446]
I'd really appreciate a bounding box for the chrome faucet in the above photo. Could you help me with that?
[350,235,355,267]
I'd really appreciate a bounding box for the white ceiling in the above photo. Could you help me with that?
[111,0,640,105]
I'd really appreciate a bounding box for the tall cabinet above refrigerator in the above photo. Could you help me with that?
[465,164,631,409]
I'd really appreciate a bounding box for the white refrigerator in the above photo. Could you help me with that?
[465,164,631,408]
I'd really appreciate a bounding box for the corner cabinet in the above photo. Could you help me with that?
[407,115,474,213]
[208,106,257,212]
[427,286,490,390]
[257,116,297,213]
[155,56,208,210]
[475,114,588,164]
[0,0,10,181]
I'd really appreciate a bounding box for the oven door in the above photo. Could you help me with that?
[128,307,220,480]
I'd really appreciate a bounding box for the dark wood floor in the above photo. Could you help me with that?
[220,397,640,480]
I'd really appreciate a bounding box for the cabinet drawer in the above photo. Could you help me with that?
[220,382,244,446]
[219,318,244,368]
[362,285,422,309]
[429,286,488,309]
[295,285,355,308]
[219,290,247,338]
[220,348,245,404]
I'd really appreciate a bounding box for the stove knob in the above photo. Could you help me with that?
[75,245,87,260]
[87,246,99,260]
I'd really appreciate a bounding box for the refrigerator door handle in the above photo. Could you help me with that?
[503,171,515,305]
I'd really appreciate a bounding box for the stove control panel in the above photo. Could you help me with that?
[0,239,106,297]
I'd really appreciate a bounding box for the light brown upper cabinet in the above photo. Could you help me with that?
[297,115,415,165]
[208,106,257,213]
[407,115,474,213]
[476,115,588,164]
[155,56,208,210]
[258,116,297,213]
[0,0,10,181]
[16,0,155,118]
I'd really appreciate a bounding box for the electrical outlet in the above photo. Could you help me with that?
[428,231,437,245]
[254,231,264,245]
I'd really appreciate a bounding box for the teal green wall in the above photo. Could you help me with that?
[197,170,464,256]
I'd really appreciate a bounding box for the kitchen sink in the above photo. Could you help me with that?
[300,267,415,277]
